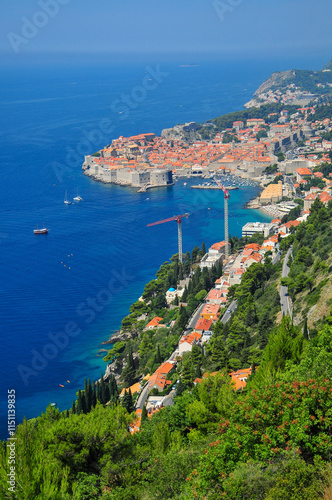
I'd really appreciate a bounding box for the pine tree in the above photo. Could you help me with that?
[202,266,211,290]
[177,305,189,330]
[92,380,97,407]
[122,390,128,411]
[181,355,195,387]
[201,241,206,256]
[174,261,179,281]
[71,400,76,414]
[155,344,162,365]
[173,294,179,306]
[77,390,83,415]
[211,336,228,369]
[191,345,202,372]
[109,376,119,404]
[210,264,218,283]
[86,379,93,412]
[191,245,199,263]
[141,405,148,425]
[122,389,133,413]
[122,348,136,387]
[181,285,188,302]
[303,317,309,340]
[216,260,223,278]
[100,373,110,404]
[183,251,191,275]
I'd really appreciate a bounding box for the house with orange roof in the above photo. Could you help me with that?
[304,192,317,211]
[241,252,263,269]
[178,331,202,355]
[120,382,141,398]
[200,241,231,269]
[200,303,220,321]
[262,234,278,247]
[247,118,266,127]
[147,361,175,393]
[244,243,261,251]
[284,220,301,229]
[296,167,313,182]
[319,192,332,204]
[229,268,245,286]
[242,248,253,257]
[259,245,274,256]
[194,317,213,334]
[229,367,252,391]
[206,288,227,305]
[279,219,301,234]
[144,317,164,331]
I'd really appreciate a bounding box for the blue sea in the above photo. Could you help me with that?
[0,54,323,438]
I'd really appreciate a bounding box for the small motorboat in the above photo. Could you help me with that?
[34,226,48,234]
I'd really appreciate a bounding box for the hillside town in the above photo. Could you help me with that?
[118,208,316,433]
[82,105,332,213]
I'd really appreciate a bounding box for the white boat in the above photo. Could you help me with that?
[34,226,48,234]
[73,188,83,202]
[64,191,71,205]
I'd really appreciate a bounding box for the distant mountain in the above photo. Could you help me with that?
[253,70,295,96]
[245,59,332,108]
[323,59,332,71]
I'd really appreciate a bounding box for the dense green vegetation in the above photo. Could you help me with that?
[3,311,332,498]
[308,102,332,121]
[4,202,332,499]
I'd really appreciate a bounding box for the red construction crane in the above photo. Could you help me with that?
[214,177,230,260]
[147,213,189,263]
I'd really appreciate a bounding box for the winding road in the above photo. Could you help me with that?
[280,246,292,317]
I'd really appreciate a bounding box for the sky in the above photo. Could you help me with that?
[1,0,332,66]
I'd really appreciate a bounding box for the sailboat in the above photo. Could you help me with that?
[73,188,83,202]
[64,190,71,205]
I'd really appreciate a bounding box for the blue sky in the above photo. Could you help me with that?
[1,0,332,65]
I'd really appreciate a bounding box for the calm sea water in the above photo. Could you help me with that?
[0,55,313,437]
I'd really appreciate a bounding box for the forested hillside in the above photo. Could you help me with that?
[3,201,332,499]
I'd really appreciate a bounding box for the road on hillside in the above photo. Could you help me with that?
[221,300,237,324]
[272,251,281,265]
[280,246,292,317]
[135,383,150,410]
[186,302,205,330]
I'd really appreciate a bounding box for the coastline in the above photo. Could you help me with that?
[245,195,288,218]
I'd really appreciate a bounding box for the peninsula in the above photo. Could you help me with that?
[83,59,332,220]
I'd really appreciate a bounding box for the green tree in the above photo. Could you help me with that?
[122,389,134,414]
[121,348,136,387]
